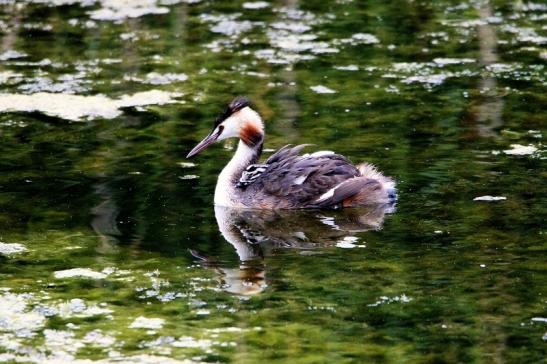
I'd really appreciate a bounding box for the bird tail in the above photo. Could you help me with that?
[356,163,396,199]
[312,163,397,209]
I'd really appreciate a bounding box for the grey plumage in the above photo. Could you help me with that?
[235,144,388,209]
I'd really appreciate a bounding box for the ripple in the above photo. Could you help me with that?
[473,196,507,202]
[179,175,200,180]
[433,57,475,66]
[334,65,358,71]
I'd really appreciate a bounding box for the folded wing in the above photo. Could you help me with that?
[238,145,362,208]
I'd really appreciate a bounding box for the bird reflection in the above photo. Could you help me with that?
[191,203,395,296]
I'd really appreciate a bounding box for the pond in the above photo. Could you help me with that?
[0,0,545,363]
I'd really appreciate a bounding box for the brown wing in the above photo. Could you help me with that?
[243,145,360,208]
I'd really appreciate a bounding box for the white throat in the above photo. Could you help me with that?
[214,140,259,207]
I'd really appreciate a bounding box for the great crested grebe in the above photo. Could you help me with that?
[187,97,396,209]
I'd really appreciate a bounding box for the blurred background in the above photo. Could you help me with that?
[0,1,545,363]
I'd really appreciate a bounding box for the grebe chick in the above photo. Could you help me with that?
[187,97,396,209]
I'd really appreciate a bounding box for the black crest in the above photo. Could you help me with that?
[214,96,251,126]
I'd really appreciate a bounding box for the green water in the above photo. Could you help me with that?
[0,0,546,363]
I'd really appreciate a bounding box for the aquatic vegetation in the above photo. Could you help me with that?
[309,85,337,94]
[0,242,27,256]
[242,2,269,10]
[0,90,182,121]
[129,317,165,330]
[503,144,539,156]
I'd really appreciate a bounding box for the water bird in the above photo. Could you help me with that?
[187,97,396,209]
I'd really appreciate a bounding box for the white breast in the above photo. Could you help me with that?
[214,179,238,207]
[214,140,256,208]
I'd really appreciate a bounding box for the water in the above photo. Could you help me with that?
[0,0,545,363]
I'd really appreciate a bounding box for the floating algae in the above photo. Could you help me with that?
[0,90,182,121]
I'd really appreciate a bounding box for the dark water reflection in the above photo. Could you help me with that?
[191,205,395,296]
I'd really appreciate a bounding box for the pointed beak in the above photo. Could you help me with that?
[187,131,219,158]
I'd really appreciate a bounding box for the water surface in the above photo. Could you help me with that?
[0,0,546,363]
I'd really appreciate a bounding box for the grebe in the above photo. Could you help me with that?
[187,97,396,209]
